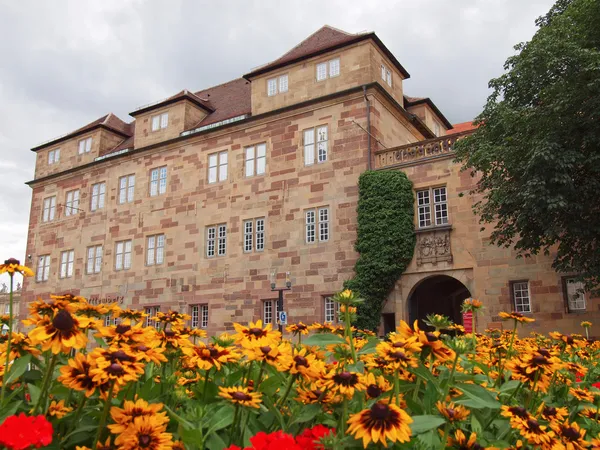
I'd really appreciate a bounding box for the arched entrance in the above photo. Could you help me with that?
[408,275,471,330]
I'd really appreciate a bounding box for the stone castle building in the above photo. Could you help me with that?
[21,26,596,336]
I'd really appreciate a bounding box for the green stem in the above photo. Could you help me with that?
[412,376,422,402]
[239,408,251,442]
[345,308,357,363]
[255,361,266,389]
[202,368,212,403]
[0,275,14,406]
[339,398,348,436]
[92,380,115,449]
[439,422,449,450]
[32,353,58,415]
[442,352,460,402]
[394,372,400,405]
[276,374,296,408]
[228,405,240,446]
[62,395,88,444]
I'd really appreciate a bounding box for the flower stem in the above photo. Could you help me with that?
[228,404,240,446]
[32,353,58,415]
[276,374,296,408]
[255,361,266,389]
[0,274,14,406]
[62,394,88,445]
[442,352,460,401]
[202,368,212,403]
[92,380,115,449]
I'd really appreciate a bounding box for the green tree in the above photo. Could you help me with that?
[454,0,600,290]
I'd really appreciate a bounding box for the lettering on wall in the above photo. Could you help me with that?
[88,295,125,305]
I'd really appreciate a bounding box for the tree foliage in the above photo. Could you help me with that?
[345,170,416,331]
[454,0,600,290]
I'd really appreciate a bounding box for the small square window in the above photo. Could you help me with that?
[78,137,92,154]
[151,112,169,131]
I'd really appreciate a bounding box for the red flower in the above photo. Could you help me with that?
[224,446,242,450]
[296,425,335,449]
[250,431,301,450]
[593,381,600,389]
[0,414,53,450]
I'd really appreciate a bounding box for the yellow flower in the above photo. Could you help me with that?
[233,320,280,344]
[89,347,145,388]
[218,386,262,408]
[436,401,470,422]
[182,342,240,371]
[48,399,73,418]
[286,323,310,335]
[581,321,592,328]
[347,402,412,448]
[284,348,324,380]
[58,353,110,398]
[0,258,33,277]
[323,370,366,398]
[363,373,392,399]
[109,398,168,434]
[28,309,90,354]
[114,415,173,450]
[498,312,535,323]
[296,381,335,404]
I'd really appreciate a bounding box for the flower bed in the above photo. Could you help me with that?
[0,261,599,449]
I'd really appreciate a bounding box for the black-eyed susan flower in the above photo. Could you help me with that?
[0,332,40,359]
[48,399,73,419]
[552,421,589,450]
[114,415,173,450]
[58,353,110,398]
[445,430,484,449]
[347,402,412,448]
[128,343,167,365]
[89,347,145,388]
[182,342,240,371]
[115,308,147,324]
[513,417,556,448]
[570,387,596,403]
[97,321,154,345]
[499,312,535,323]
[218,386,262,408]
[436,401,470,422]
[233,320,280,344]
[537,403,568,423]
[154,311,191,328]
[376,341,420,370]
[28,309,90,354]
[108,399,168,434]
[309,323,335,333]
[284,348,324,380]
[364,373,391,399]
[323,370,366,398]
[74,302,113,318]
[242,338,292,368]
[296,382,335,404]
[0,258,33,277]
[501,405,532,424]
[286,322,309,336]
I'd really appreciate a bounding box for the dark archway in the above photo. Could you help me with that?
[408,275,471,330]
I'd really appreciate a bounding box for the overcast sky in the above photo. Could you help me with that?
[0,0,555,285]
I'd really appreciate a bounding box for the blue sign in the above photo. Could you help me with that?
[278,311,287,325]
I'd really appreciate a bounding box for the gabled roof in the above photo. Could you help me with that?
[130,89,214,117]
[243,25,410,80]
[188,78,252,129]
[31,113,132,152]
[447,121,477,135]
[404,95,453,130]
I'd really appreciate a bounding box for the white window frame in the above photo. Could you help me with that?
[65,190,80,216]
[86,245,103,274]
[244,143,267,177]
[417,186,448,228]
[243,218,266,253]
[90,182,106,211]
[59,250,74,279]
[263,300,281,325]
[145,306,161,329]
[206,226,216,258]
[303,125,328,166]
[217,224,227,256]
[511,281,532,314]
[279,74,288,93]
[151,112,169,131]
[78,137,92,154]
[115,240,133,271]
[381,64,392,87]
[200,304,209,328]
[119,174,135,204]
[267,75,288,96]
[243,220,253,253]
[324,296,340,323]
[206,224,226,257]
[150,166,167,196]
[208,151,228,184]
[36,255,50,282]
[564,277,586,311]
[267,78,277,96]
[146,234,165,266]
[316,58,340,81]
[104,315,118,327]
[306,207,329,244]
[48,148,60,165]
[42,196,56,222]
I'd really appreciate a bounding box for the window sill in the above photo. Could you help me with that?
[415,224,453,234]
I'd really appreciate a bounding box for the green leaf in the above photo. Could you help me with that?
[290,403,321,425]
[5,354,31,385]
[498,380,521,393]
[410,365,440,393]
[303,333,347,347]
[27,383,41,407]
[357,337,380,355]
[205,432,228,450]
[23,369,43,383]
[207,404,235,434]
[454,383,501,410]
[259,374,285,396]
[94,336,107,348]
[409,415,446,435]
[471,413,483,435]
[0,400,22,422]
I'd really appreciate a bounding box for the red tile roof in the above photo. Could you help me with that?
[404,96,453,130]
[130,89,214,117]
[244,25,410,79]
[189,78,251,129]
[447,121,477,134]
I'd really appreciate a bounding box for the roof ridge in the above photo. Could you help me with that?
[193,77,246,95]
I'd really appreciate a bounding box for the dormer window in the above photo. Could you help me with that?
[267,75,288,97]
[151,112,169,131]
[78,137,92,154]
[316,58,340,82]
[48,149,60,165]
[381,64,392,87]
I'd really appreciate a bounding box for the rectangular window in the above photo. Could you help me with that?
[200,304,208,328]
[48,149,60,165]
[381,64,392,87]
[268,75,288,96]
[417,190,431,228]
[316,62,327,81]
[317,58,340,81]
[217,224,227,256]
[279,75,288,93]
[433,187,448,225]
[42,196,56,222]
[329,58,340,77]
[563,277,586,311]
[104,315,118,327]
[243,218,266,253]
[303,125,328,166]
[245,143,267,177]
[191,305,199,328]
[150,166,167,196]
[263,300,281,325]
[90,182,106,211]
[86,245,103,274]
[65,190,80,216]
[243,220,253,253]
[417,187,448,228]
[206,224,226,257]
[146,234,165,266]
[115,240,132,271]
[78,137,92,154]
[36,255,50,282]
[267,78,277,96]
[208,151,228,183]
[206,226,216,258]
[255,218,265,252]
[511,281,532,313]
[324,296,340,323]
[119,175,135,204]
[59,250,74,279]
[151,112,169,131]
[306,207,329,244]
[145,306,160,329]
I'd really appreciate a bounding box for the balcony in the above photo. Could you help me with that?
[374,130,474,169]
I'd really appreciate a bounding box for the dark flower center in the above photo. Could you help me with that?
[370,403,390,420]
[231,391,252,401]
[294,356,308,367]
[208,346,220,358]
[561,426,580,441]
[313,390,323,397]
[137,345,149,352]
[543,407,557,417]
[367,385,382,398]
[565,335,574,345]
[446,408,456,419]
[116,324,131,334]
[425,333,438,342]
[165,330,176,337]
[392,342,404,348]
[139,434,151,447]
[334,372,357,386]
[111,350,134,362]
[390,351,409,362]
[249,327,264,337]
[260,346,272,355]
[512,312,523,318]
[510,406,528,418]
[52,310,75,331]
[527,419,542,433]
[107,363,124,375]
[532,355,549,366]
[4,258,19,265]
[538,348,551,357]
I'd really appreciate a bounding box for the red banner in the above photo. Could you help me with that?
[463,312,473,333]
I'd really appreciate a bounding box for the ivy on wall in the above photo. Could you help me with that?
[344,170,416,331]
